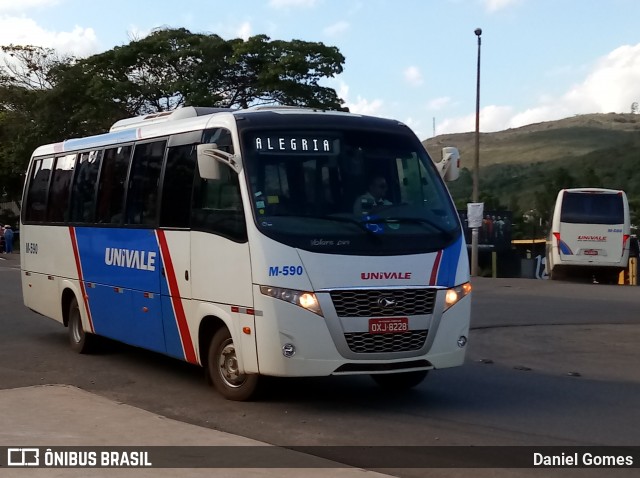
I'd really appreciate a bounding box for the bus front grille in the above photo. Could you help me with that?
[344,330,428,354]
[329,288,437,317]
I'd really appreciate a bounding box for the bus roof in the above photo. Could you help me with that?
[31,107,408,158]
[560,188,625,195]
[108,107,235,132]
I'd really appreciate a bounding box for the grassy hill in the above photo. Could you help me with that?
[424,113,640,169]
[422,112,640,234]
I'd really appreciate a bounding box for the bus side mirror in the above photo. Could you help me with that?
[197,143,241,179]
[434,146,460,182]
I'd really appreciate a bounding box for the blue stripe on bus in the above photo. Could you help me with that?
[437,235,463,287]
[74,228,161,292]
[559,239,573,255]
[73,227,187,360]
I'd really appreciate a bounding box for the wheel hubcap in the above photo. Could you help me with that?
[71,311,83,344]
[217,339,245,388]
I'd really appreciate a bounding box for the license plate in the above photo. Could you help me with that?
[369,317,409,334]
[584,249,599,256]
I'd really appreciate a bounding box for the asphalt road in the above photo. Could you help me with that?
[2,254,640,477]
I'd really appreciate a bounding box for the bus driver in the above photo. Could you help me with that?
[354,175,392,215]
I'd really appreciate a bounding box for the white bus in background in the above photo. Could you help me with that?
[21,106,469,400]
[546,188,630,282]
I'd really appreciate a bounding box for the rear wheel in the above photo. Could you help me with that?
[207,328,259,401]
[371,370,428,390]
[548,266,564,281]
[606,270,623,285]
[68,296,95,354]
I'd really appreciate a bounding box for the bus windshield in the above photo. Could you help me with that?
[242,128,460,255]
[560,192,624,225]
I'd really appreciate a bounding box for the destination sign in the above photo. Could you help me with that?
[252,135,338,154]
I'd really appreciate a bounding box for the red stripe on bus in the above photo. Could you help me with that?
[156,230,197,364]
[68,227,95,333]
[429,250,443,286]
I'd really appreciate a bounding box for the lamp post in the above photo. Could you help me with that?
[471,27,482,277]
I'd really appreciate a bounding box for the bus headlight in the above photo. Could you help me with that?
[260,286,323,317]
[444,282,472,311]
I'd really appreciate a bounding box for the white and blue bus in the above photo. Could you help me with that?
[21,106,471,400]
[546,188,631,282]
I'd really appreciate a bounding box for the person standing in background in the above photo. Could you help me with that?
[3,225,14,253]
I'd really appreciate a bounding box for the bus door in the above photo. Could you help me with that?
[189,158,256,370]
[157,227,193,362]
[157,139,199,362]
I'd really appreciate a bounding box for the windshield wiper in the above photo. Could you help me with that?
[365,216,457,239]
[268,214,381,238]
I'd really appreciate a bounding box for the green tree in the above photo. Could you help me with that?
[74,28,346,114]
[479,191,505,211]
[581,167,600,188]
[0,29,347,204]
[0,45,82,205]
[535,167,577,221]
[447,167,472,208]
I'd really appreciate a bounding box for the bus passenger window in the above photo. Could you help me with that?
[126,140,165,226]
[96,145,132,224]
[69,150,102,223]
[25,157,54,223]
[47,154,76,223]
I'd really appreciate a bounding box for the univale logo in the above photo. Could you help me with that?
[577,235,607,242]
[361,272,412,280]
[105,248,157,271]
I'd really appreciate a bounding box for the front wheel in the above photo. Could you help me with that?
[68,296,96,354]
[371,370,428,390]
[207,328,260,401]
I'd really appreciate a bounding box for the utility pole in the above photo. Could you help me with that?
[471,27,482,277]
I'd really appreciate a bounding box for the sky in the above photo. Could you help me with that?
[1,0,640,140]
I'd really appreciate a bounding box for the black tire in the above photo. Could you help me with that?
[68,296,95,354]
[606,270,622,285]
[549,267,563,281]
[207,328,259,401]
[371,370,428,390]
